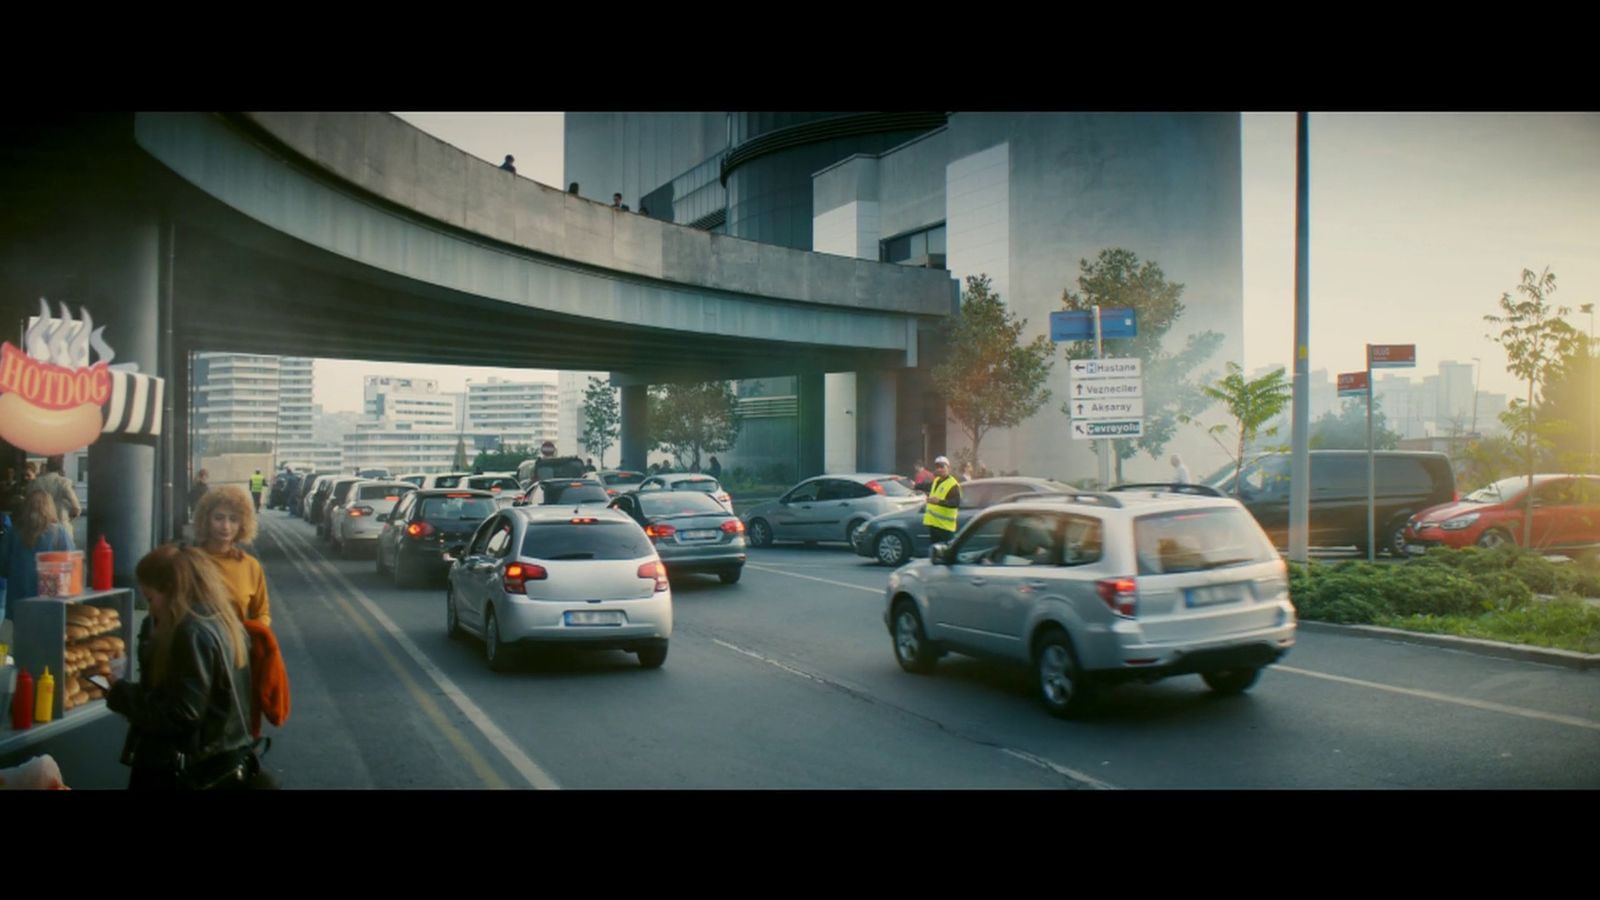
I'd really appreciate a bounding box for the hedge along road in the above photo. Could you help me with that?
[257,512,1600,789]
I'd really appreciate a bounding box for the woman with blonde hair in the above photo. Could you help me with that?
[192,484,271,626]
[106,544,254,790]
[1,490,75,619]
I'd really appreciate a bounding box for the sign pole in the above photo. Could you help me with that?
[1366,344,1376,562]
[1094,304,1110,489]
[1288,111,1312,564]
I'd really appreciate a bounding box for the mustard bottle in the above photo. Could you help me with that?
[35,666,56,724]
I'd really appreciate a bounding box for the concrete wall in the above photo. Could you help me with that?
[197,453,274,491]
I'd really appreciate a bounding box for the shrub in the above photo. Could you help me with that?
[1297,572,1387,624]
[1382,566,1489,617]
[1478,571,1536,610]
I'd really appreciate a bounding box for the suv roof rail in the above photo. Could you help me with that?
[1107,482,1225,498]
[999,491,1123,509]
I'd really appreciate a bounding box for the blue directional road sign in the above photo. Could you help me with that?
[1050,308,1138,342]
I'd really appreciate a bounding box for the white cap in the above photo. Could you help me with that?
[934,456,951,466]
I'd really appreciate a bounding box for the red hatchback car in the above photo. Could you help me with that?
[1403,474,1600,559]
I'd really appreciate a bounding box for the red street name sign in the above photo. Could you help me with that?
[1337,371,1369,396]
[1368,344,1416,368]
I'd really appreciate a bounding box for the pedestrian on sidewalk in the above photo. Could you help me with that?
[922,456,962,551]
[106,544,254,790]
[193,486,271,627]
[1,491,74,617]
[28,455,80,524]
[249,469,266,512]
[187,469,210,524]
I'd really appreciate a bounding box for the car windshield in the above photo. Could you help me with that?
[419,496,498,521]
[1465,476,1533,503]
[521,520,653,560]
[638,492,728,518]
[543,482,610,505]
[1135,507,1279,575]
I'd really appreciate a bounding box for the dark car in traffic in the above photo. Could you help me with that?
[376,489,500,587]
[610,489,748,583]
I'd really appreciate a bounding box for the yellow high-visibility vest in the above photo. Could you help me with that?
[250,473,266,491]
[923,475,959,531]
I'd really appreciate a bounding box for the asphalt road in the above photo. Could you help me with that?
[253,512,1600,789]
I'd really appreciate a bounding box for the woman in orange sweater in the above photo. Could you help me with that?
[191,485,270,626]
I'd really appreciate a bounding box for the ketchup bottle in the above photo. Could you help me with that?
[92,536,114,591]
[12,667,34,731]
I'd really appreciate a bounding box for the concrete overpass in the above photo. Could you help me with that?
[0,112,957,584]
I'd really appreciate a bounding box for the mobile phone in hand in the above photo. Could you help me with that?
[86,674,111,692]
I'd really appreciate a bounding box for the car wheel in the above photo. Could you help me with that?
[718,567,742,584]
[845,518,868,545]
[1202,667,1263,695]
[1035,630,1094,718]
[636,641,668,669]
[891,600,937,674]
[1385,517,1411,558]
[748,518,773,548]
[484,606,511,672]
[446,587,463,640]
[1477,528,1515,550]
[875,530,910,567]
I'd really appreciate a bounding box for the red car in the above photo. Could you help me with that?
[1403,474,1600,559]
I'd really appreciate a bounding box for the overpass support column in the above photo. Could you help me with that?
[620,384,649,472]
[797,373,825,479]
[856,370,898,473]
[87,207,161,586]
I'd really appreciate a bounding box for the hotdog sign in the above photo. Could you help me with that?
[0,300,164,455]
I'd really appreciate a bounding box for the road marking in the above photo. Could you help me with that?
[745,563,882,595]
[999,748,1119,791]
[1276,665,1600,732]
[712,638,835,685]
[268,520,561,789]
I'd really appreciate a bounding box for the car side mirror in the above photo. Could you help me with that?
[931,543,952,565]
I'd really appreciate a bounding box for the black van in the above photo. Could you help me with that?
[1210,450,1457,556]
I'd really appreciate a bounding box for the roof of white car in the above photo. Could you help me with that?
[992,489,1243,518]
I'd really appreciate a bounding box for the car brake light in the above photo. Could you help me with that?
[865,480,885,494]
[446,492,474,498]
[637,561,669,592]
[1095,577,1139,618]
[503,562,548,594]
[571,517,598,524]
[607,488,618,496]
[349,505,372,517]
[406,521,436,539]
[645,523,677,540]
[720,519,744,534]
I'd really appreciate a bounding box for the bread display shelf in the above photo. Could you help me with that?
[11,589,135,722]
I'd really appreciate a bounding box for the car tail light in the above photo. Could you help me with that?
[406,521,436,540]
[865,480,885,494]
[1095,577,1139,618]
[717,491,732,505]
[645,523,677,541]
[349,505,373,517]
[720,519,744,534]
[1453,489,1460,502]
[503,562,548,594]
[607,488,618,497]
[570,517,598,524]
[638,561,669,592]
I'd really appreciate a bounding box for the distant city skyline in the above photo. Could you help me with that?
[303,112,1600,414]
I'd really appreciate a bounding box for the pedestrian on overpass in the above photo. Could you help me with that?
[923,456,962,550]
[500,155,516,174]
[193,486,271,627]
[249,469,266,512]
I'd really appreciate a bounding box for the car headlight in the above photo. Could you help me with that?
[1440,513,1480,531]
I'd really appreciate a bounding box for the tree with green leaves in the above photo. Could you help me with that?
[1059,248,1223,481]
[1532,335,1598,473]
[931,274,1055,465]
[472,447,535,473]
[1484,266,1581,544]
[1309,398,1400,450]
[649,380,740,473]
[1182,363,1292,497]
[581,376,621,468]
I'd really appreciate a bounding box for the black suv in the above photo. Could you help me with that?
[1211,450,1456,556]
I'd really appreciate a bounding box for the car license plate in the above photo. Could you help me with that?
[564,610,625,626]
[1184,583,1249,608]
[1405,544,1427,556]
[680,529,718,541]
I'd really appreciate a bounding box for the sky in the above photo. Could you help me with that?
[312,112,1600,412]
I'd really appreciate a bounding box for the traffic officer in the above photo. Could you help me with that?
[249,468,266,512]
[922,455,962,551]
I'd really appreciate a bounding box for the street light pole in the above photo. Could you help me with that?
[1582,303,1596,473]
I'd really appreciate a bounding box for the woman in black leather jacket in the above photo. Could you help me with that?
[106,544,253,790]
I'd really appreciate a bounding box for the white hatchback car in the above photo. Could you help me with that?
[884,488,1296,717]
[334,481,416,558]
[445,506,672,671]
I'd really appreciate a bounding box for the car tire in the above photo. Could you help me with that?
[1385,516,1411,558]
[636,641,668,669]
[1202,667,1263,695]
[748,518,773,548]
[875,530,910,567]
[446,587,463,640]
[1034,629,1094,718]
[845,518,868,545]
[891,600,937,674]
[718,567,742,584]
[484,606,512,672]
[1477,528,1515,550]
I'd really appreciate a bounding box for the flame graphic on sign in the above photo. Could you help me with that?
[24,298,132,371]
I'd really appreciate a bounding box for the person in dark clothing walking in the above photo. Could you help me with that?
[500,155,516,174]
[707,456,722,479]
[922,456,962,550]
[187,469,210,525]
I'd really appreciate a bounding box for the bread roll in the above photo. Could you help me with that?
[66,625,88,641]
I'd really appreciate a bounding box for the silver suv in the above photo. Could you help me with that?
[882,489,1296,717]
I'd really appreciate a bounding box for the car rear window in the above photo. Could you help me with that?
[536,459,589,481]
[419,496,498,521]
[434,475,466,489]
[604,472,645,486]
[669,478,720,493]
[521,520,653,560]
[638,492,728,517]
[1135,507,1279,576]
[468,476,520,492]
[331,481,359,502]
[358,484,409,500]
[543,482,610,505]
